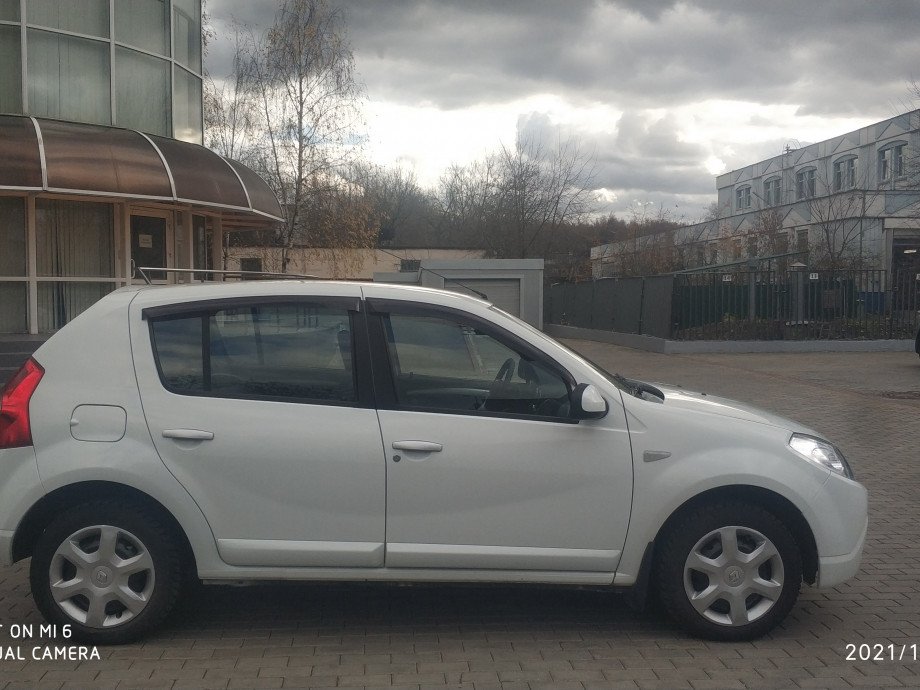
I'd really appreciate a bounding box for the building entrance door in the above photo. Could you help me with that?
[130,212,173,282]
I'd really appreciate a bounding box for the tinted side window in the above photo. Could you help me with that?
[384,313,570,418]
[151,303,355,402]
[151,315,204,390]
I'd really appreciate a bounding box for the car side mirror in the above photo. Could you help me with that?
[571,383,608,420]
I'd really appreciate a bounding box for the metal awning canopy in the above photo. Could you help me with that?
[0,115,283,223]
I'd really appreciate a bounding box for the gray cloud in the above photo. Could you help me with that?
[511,109,715,219]
[205,0,920,217]
[206,1,920,116]
[319,0,920,115]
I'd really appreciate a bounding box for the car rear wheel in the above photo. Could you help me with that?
[30,500,183,644]
[655,501,802,641]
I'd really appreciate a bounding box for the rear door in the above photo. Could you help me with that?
[131,291,386,568]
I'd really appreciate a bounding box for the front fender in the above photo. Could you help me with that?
[615,402,831,585]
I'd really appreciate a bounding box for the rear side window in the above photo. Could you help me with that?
[150,303,355,403]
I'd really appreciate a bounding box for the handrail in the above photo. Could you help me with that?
[132,264,319,285]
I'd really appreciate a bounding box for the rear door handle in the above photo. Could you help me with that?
[392,440,443,452]
[163,428,214,441]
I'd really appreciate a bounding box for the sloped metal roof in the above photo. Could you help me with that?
[0,115,283,222]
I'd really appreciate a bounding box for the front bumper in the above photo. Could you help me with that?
[808,466,868,588]
[0,530,13,567]
[817,516,867,587]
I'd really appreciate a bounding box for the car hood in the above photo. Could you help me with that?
[646,383,819,434]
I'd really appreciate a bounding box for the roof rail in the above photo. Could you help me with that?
[132,265,319,285]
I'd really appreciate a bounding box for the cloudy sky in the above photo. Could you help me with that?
[206,0,920,221]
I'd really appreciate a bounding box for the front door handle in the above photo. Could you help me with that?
[392,440,443,452]
[163,428,215,441]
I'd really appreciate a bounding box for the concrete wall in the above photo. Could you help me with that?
[226,247,486,280]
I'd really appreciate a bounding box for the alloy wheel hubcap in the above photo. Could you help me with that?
[49,525,155,628]
[683,525,784,626]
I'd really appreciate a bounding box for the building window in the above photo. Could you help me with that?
[0,197,27,334]
[114,47,171,136]
[731,238,742,259]
[27,29,111,125]
[833,157,857,191]
[745,234,757,257]
[0,25,22,113]
[0,283,27,334]
[239,257,263,278]
[26,0,109,38]
[735,186,751,210]
[0,0,20,21]
[763,177,781,206]
[796,228,809,253]
[173,66,203,143]
[115,0,170,57]
[35,199,117,331]
[399,259,421,272]
[172,0,202,73]
[879,148,890,181]
[796,168,816,199]
[36,199,114,277]
[192,215,211,280]
[879,144,906,182]
[776,232,789,255]
[37,282,115,332]
[0,197,26,277]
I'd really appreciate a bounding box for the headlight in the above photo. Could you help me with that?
[789,433,854,479]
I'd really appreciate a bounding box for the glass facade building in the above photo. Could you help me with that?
[0,2,281,335]
[0,0,202,142]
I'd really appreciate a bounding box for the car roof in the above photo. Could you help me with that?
[124,280,493,311]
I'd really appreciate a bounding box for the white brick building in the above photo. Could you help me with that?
[593,110,920,277]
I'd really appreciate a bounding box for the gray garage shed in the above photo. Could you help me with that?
[373,259,545,328]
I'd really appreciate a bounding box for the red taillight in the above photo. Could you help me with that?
[0,358,44,449]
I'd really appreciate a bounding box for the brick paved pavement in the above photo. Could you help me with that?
[1,344,918,689]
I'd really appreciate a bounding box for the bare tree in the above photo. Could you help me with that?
[351,164,436,247]
[289,169,378,277]
[210,0,368,272]
[204,27,254,161]
[436,158,499,248]
[435,133,597,260]
[489,134,597,259]
[804,165,881,270]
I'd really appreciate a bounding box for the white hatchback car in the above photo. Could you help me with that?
[0,281,867,643]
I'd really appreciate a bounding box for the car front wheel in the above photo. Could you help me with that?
[655,501,803,641]
[30,500,184,644]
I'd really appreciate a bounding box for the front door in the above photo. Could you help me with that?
[369,304,633,573]
[131,290,387,568]
[130,213,172,282]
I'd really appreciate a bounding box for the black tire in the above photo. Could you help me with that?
[30,500,184,645]
[654,501,802,641]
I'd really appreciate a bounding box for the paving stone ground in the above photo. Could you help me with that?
[1,344,918,689]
